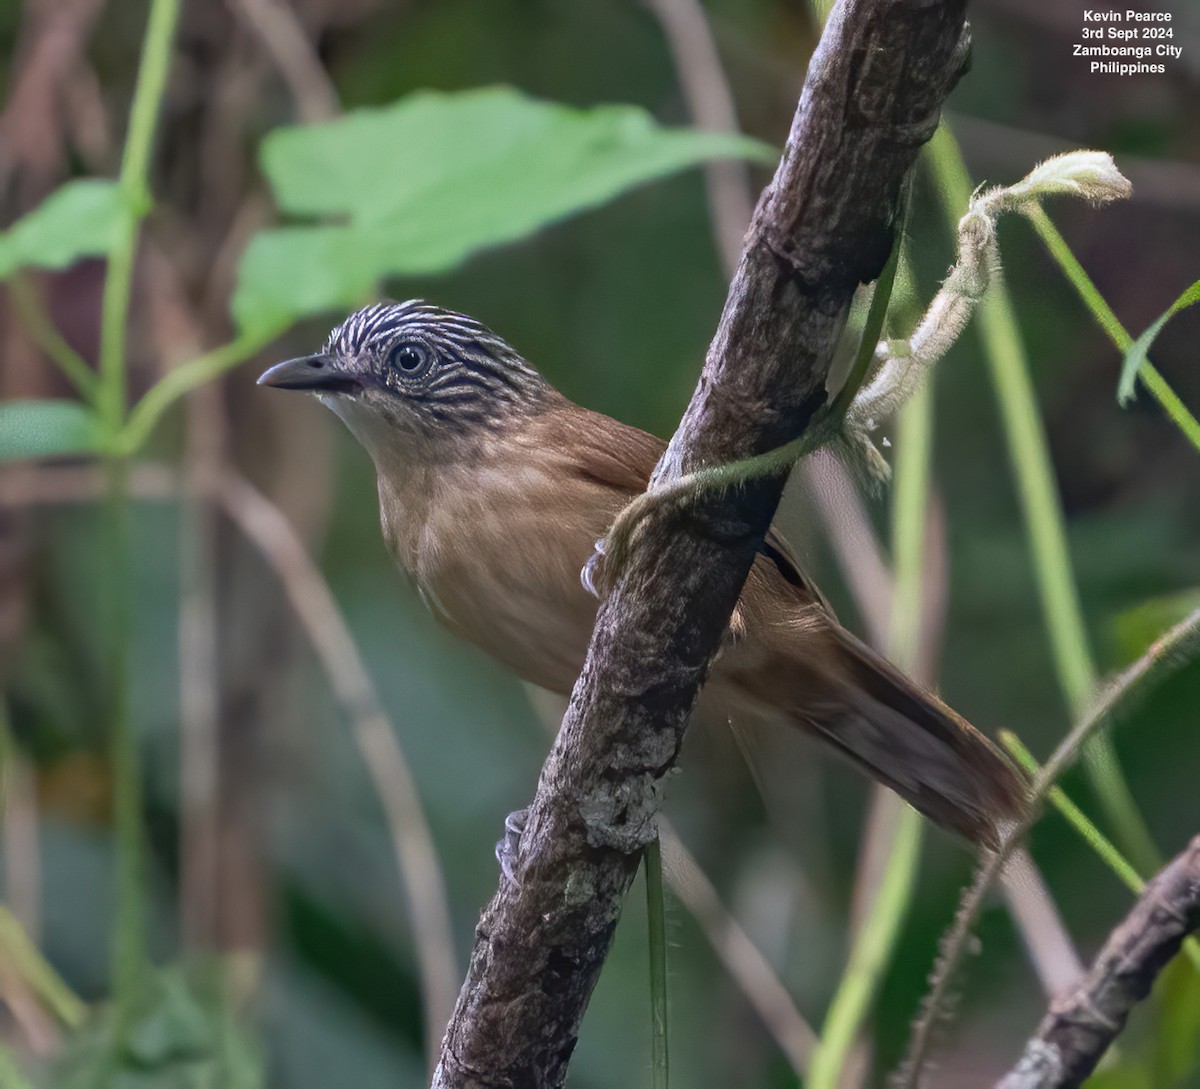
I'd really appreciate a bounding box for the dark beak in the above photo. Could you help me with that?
[257,354,361,394]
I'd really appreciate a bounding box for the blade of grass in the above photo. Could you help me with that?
[924,124,1160,875]
[1116,279,1199,408]
[657,822,817,1076]
[645,837,669,1089]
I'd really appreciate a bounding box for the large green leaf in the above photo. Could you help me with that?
[232,87,775,335]
[0,180,128,279]
[0,400,101,462]
[1118,278,1200,405]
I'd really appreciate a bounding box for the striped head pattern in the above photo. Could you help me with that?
[259,300,553,465]
[319,300,548,430]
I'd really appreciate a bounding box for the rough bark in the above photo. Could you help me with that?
[432,1,971,1085]
[995,835,1200,1089]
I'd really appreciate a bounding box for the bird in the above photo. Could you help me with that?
[258,299,1025,849]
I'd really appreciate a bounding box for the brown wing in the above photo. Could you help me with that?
[525,395,664,497]
[531,394,825,612]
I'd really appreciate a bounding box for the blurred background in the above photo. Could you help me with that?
[1,0,1198,1086]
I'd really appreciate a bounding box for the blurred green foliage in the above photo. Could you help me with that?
[235,88,773,335]
[0,182,128,281]
[0,1,1198,1088]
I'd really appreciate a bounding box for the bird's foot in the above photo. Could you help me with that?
[495,808,528,884]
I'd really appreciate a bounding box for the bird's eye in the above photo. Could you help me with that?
[388,342,430,375]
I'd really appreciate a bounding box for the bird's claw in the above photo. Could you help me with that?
[581,539,607,600]
[495,808,528,884]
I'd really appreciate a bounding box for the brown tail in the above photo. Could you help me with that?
[813,631,1027,848]
[736,626,1028,849]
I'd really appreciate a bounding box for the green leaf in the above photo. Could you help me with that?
[0,400,102,462]
[1110,590,1200,665]
[1118,278,1200,405]
[232,87,775,335]
[1083,1064,1153,1089]
[53,963,263,1089]
[1152,957,1200,1088]
[0,180,128,279]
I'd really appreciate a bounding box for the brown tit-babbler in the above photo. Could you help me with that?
[259,300,1025,848]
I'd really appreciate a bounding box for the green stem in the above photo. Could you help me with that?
[831,210,905,420]
[1000,730,1200,974]
[119,329,276,455]
[93,0,180,1043]
[105,462,146,1041]
[924,126,1160,875]
[645,837,669,1089]
[808,382,933,1089]
[1139,366,1200,452]
[8,275,98,404]
[96,0,181,437]
[0,1045,36,1089]
[808,819,924,1089]
[0,906,87,1028]
[1024,203,1200,454]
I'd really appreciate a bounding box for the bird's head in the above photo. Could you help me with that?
[258,300,550,464]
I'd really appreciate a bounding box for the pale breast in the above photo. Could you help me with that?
[383,460,621,694]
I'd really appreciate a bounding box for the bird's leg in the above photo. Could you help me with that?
[495,807,528,884]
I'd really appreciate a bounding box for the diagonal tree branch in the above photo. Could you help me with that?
[433,0,971,1085]
[995,834,1200,1089]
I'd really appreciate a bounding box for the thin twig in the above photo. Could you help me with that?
[995,835,1200,1089]
[213,470,458,1068]
[1002,730,1200,974]
[805,453,894,645]
[0,463,174,507]
[659,822,818,1073]
[232,0,340,124]
[643,0,754,273]
[1000,851,1085,998]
